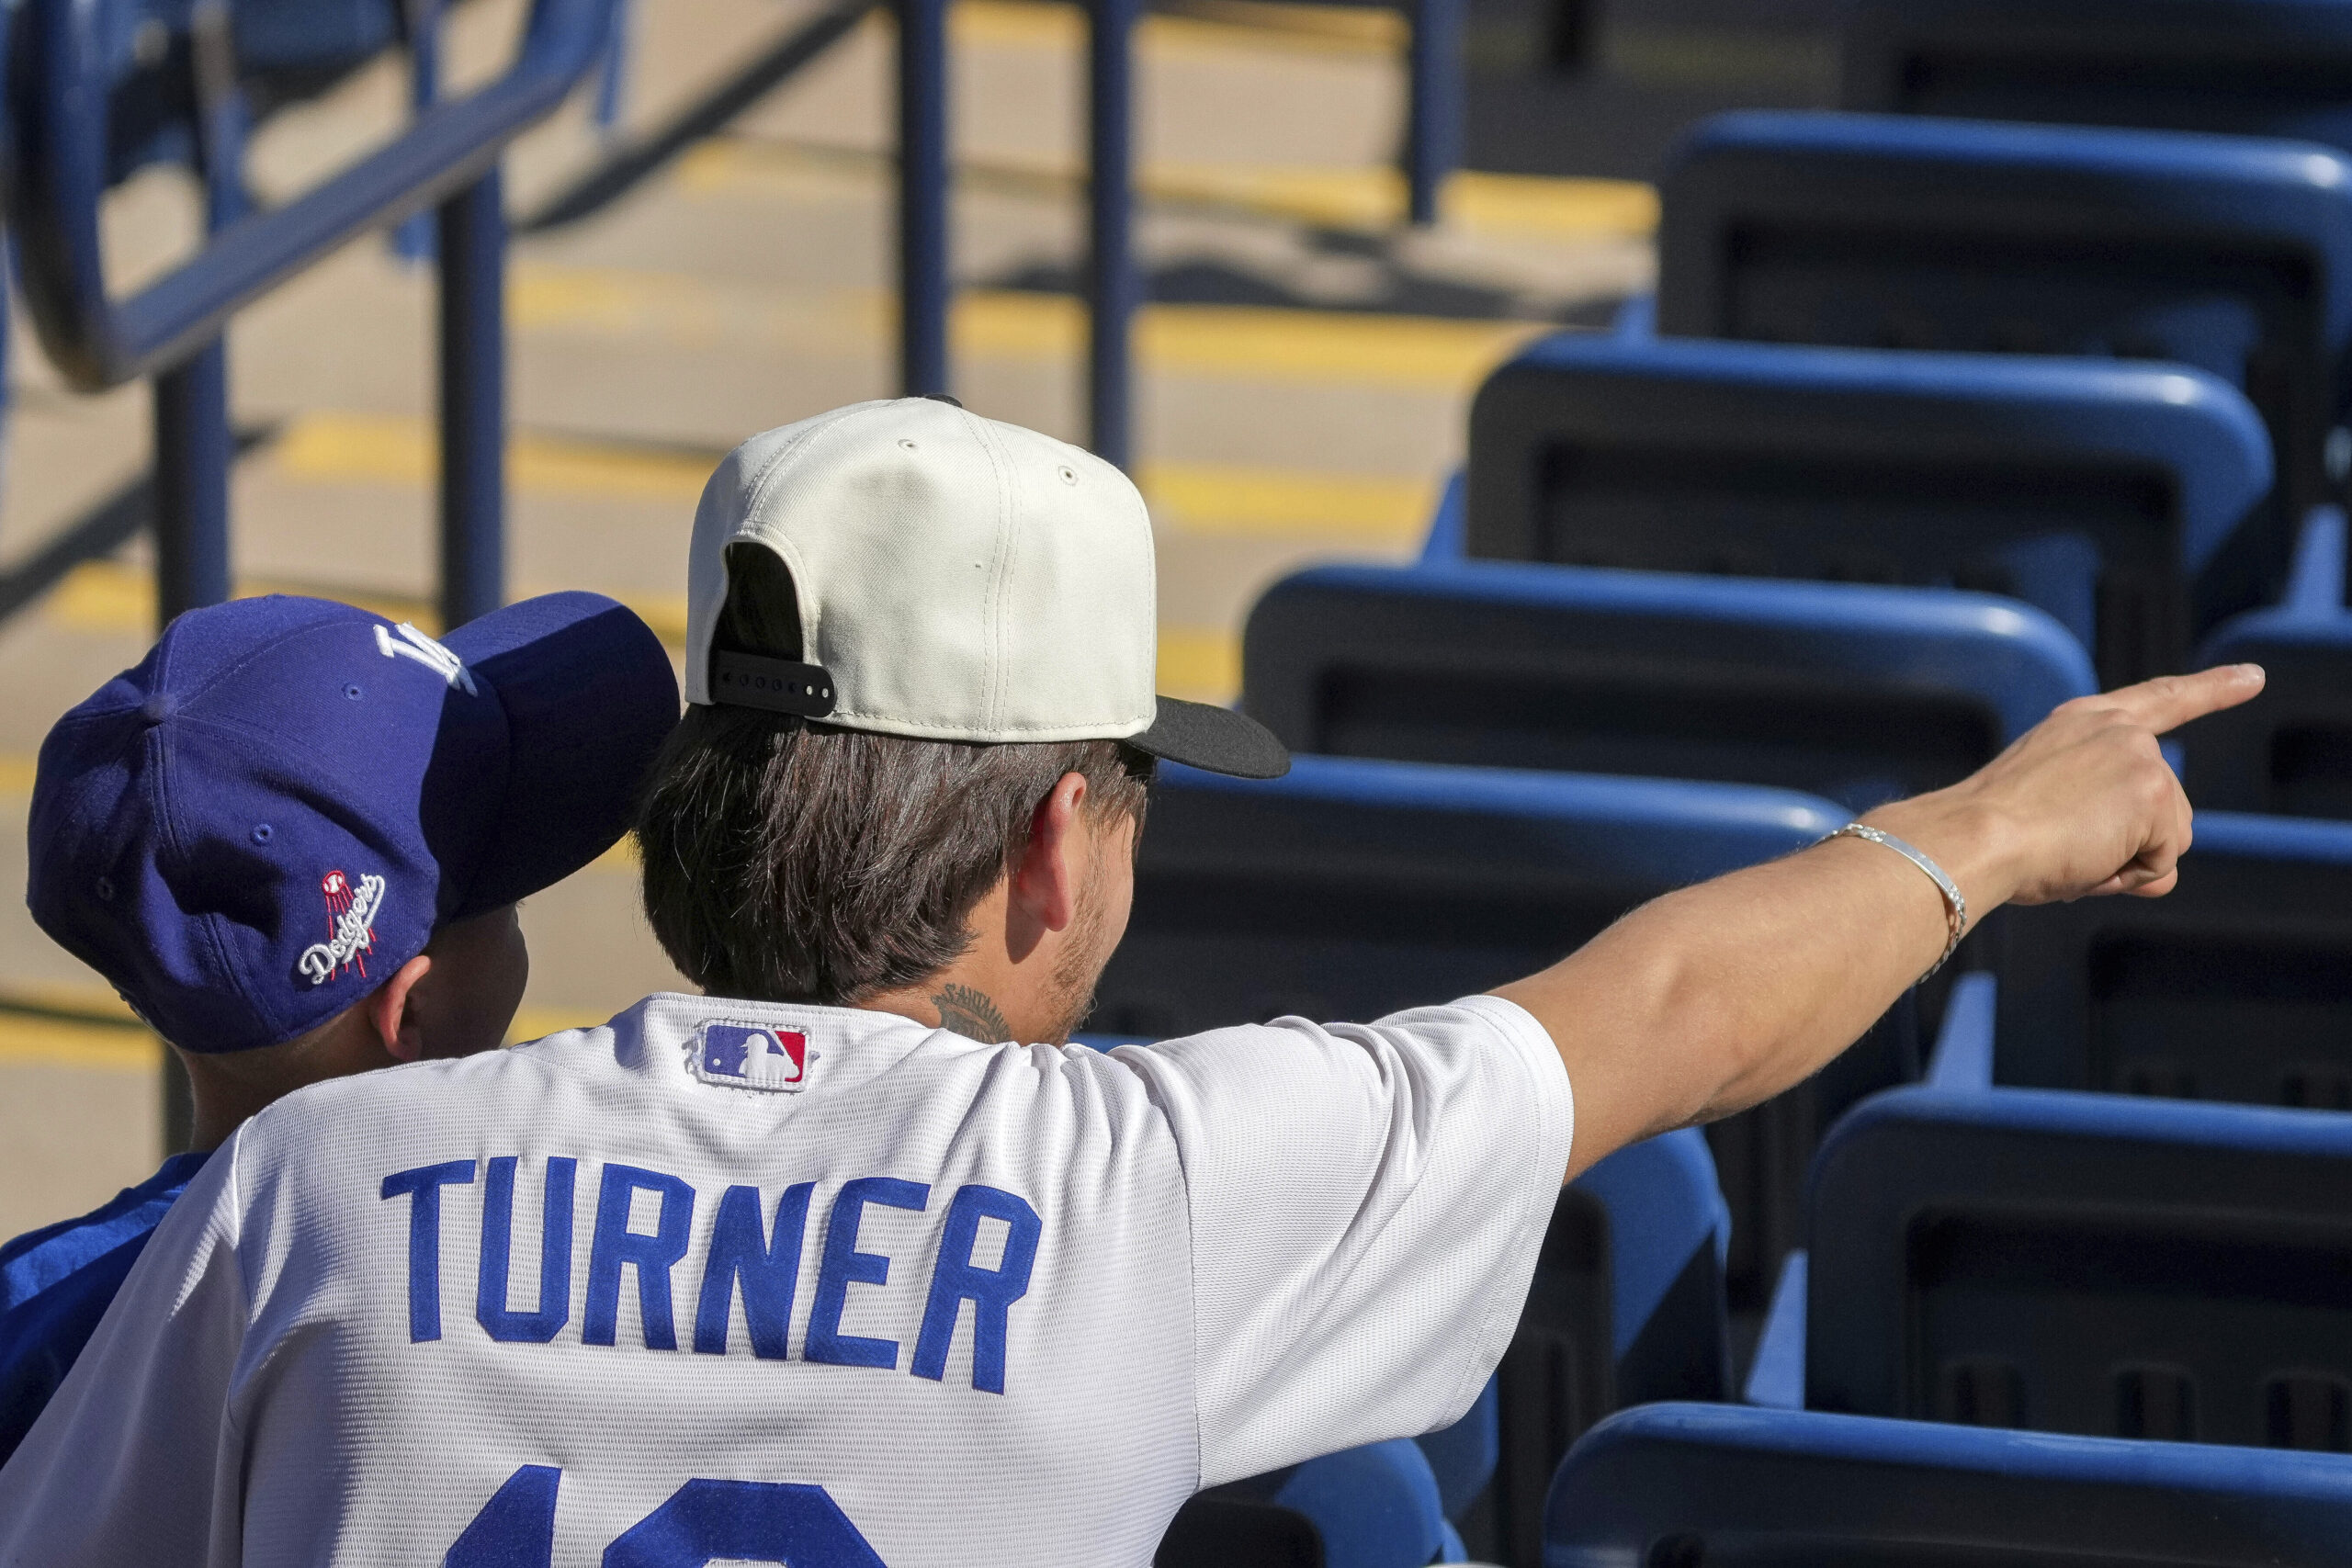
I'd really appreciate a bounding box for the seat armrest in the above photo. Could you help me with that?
[1418,469,1467,563]
[1924,972,1996,1091]
[2281,504,2347,615]
[1741,1249,1808,1408]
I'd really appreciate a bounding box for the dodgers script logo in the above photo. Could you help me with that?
[300,869,383,986]
[693,1021,817,1091]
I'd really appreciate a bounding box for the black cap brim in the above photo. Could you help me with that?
[1127,696,1290,779]
[441,592,682,913]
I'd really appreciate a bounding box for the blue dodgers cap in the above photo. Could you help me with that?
[27,592,679,1053]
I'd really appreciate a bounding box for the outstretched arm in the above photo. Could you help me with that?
[1495,666,2265,1181]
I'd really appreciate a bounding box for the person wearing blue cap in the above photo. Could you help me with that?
[0,590,678,1467]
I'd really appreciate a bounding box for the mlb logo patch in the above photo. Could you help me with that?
[692,1021,817,1092]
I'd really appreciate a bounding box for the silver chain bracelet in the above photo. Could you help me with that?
[1819,822,1968,984]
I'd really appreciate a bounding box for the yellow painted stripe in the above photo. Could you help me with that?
[1137,302,1540,387]
[588,834,641,873]
[507,1008,612,1046]
[947,0,1398,58]
[1160,0,1405,49]
[509,263,1548,391]
[45,561,160,636]
[0,757,37,796]
[268,411,1441,544]
[32,554,1249,702]
[1142,165,1657,240]
[46,559,439,638]
[1450,172,1658,240]
[1157,626,1241,702]
[945,287,1542,387]
[1143,462,1432,543]
[0,1011,160,1072]
[277,413,712,502]
[0,984,143,1024]
[669,140,1655,242]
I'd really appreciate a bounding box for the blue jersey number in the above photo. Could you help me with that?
[447,1464,886,1567]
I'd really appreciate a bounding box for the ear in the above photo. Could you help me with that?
[368,952,436,1063]
[1009,772,1090,933]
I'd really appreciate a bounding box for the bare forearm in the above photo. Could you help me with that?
[1497,795,2002,1176]
[1496,664,2262,1183]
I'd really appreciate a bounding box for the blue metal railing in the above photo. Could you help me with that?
[8,0,620,629]
[1404,0,1463,225]
[7,0,1460,626]
[1087,0,1141,469]
[900,0,953,396]
[893,0,1464,468]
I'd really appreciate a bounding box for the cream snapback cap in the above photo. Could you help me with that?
[684,397,1289,778]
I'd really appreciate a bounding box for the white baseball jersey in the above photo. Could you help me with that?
[0,990,1571,1567]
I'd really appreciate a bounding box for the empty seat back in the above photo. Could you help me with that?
[2192,509,2352,817]
[1807,1085,2352,1449]
[1242,558,2094,813]
[1546,1402,2352,1566]
[1996,811,2352,1107]
[1464,332,2270,685]
[2196,615,2352,818]
[1842,0,2352,158]
[1447,1129,1729,1566]
[1655,109,2352,614]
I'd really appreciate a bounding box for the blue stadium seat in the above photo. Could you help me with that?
[1994,810,2352,1106]
[1241,558,2095,812]
[1464,332,2272,686]
[2192,507,2352,816]
[1155,1440,1461,1568]
[1452,1128,1731,1564]
[1419,469,1467,561]
[1655,109,2352,617]
[1737,977,1998,1411]
[1802,1084,2352,1448]
[1842,0,2352,159]
[1546,1402,2352,1565]
[1277,1440,1463,1567]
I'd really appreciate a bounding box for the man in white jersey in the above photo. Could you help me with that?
[0,397,2259,1566]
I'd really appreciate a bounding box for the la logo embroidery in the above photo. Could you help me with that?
[300,869,383,986]
[693,1022,818,1092]
[374,622,478,694]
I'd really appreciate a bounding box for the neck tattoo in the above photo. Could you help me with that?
[933,982,1011,1042]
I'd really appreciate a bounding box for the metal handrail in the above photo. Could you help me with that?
[876,0,1467,466]
[8,0,616,391]
[1069,0,1463,468]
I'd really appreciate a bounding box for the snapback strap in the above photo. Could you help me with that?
[710,650,838,718]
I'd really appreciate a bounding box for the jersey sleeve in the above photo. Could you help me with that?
[0,1134,251,1568]
[1114,994,1573,1486]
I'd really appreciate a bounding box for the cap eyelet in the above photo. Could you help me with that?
[95,875,115,902]
[344,683,363,700]
[1057,466,1079,485]
[899,439,919,451]
[251,824,274,844]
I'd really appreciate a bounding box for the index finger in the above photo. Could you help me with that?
[2097,663,2266,735]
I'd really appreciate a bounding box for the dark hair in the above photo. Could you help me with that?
[637,547,1150,1005]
